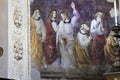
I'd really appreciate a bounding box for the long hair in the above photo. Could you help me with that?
[95,11,104,20]
[32,7,41,17]
[48,8,57,19]
[60,10,70,20]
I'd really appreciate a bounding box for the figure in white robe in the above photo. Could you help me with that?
[56,9,76,70]
[74,23,92,67]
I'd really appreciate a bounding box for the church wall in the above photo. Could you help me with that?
[0,0,8,78]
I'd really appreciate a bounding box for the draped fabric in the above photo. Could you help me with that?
[30,17,43,66]
[104,36,117,65]
[45,19,58,65]
[91,34,106,66]
[74,39,92,67]
[59,40,76,70]
[57,21,76,70]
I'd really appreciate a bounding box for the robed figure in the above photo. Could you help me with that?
[90,12,106,66]
[56,10,77,70]
[31,8,46,66]
[45,9,58,65]
[74,23,92,67]
[104,32,119,66]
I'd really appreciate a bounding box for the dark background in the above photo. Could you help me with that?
[30,0,118,28]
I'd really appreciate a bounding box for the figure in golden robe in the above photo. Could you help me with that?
[104,32,119,66]
[30,8,46,66]
[74,23,92,67]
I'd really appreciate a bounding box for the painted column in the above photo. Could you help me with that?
[8,0,30,80]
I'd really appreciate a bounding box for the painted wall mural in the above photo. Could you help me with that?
[30,0,120,79]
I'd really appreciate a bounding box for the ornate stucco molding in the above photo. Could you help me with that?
[8,0,30,80]
[13,7,23,60]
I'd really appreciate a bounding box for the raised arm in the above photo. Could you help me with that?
[71,2,80,17]
[71,2,80,27]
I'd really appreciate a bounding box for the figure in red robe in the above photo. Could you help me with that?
[90,12,109,66]
[45,9,58,65]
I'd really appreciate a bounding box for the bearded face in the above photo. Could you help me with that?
[33,9,41,20]
[80,24,89,32]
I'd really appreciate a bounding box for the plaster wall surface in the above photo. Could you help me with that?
[0,0,8,78]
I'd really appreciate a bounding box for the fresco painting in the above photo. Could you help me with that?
[30,0,120,79]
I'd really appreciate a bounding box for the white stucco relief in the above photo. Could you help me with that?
[13,7,23,60]
[8,0,30,80]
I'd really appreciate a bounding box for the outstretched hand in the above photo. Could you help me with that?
[71,1,75,9]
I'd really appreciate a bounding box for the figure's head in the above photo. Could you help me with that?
[60,10,69,21]
[80,23,89,32]
[106,31,116,45]
[32,8,41,19]
[49,9,57,19]
[106,36,116,45]
[95,12,104,22]
[95,12,104,18]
